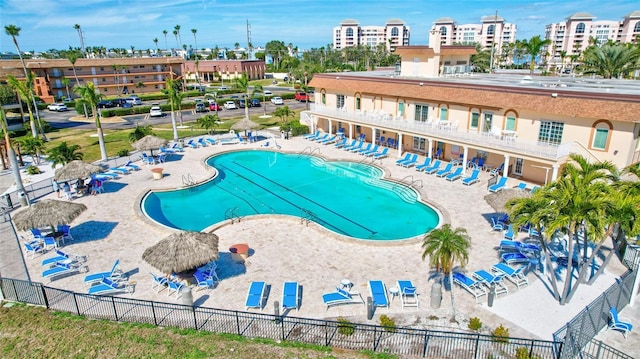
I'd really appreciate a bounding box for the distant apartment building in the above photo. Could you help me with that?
[333,18,410,51]
[0,57,184,103]
[544,11,640,66]
[431,15,517,56]
[183,59,265,83]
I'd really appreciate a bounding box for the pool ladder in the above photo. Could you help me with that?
[300,209,316,226]
[225,207,242,224]
[399,175,423,189]
[182,174,196,186]
[298,146,320,156]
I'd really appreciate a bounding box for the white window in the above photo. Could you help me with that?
[470,112,479,129]
[505,116,516,131]
[413,137,426,151]
[415,104,429,122]
[482,113,493,133]
[538,121,564,145]
[440,108,448,121]
[514,158,524,176]
[336,95,345,109]
[592,128,609,150]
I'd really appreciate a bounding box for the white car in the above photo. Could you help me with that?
[224,101,237,110]
[149,105,163,117]
[263,90,273,96]
[125,96,142,105]
[270,96,284,105]
[47,103,68,111]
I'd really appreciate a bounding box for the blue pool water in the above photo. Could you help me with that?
[141,150,441,240]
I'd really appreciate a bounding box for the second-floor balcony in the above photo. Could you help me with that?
[307,104,575,162]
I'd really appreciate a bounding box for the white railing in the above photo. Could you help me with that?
[309,104,572,161]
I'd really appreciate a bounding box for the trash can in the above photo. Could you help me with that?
[18,191,27,207]
[180,286,193,306]
[488,283,496,307]
[4,193,12,209]
[430,283,442,309]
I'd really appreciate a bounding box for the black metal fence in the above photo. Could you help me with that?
[552,270,635,359]
[0,277,561,358]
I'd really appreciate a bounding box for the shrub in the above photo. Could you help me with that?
[468,317,482,331]
[491,324,510,343]
[25,165,41,175]
[515,347,530,359]
[379,314,396,333]
[337,317,354,336]
[116,149,129,157]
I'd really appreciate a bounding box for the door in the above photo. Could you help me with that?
[514,158,524,176]
[482,113,493,133]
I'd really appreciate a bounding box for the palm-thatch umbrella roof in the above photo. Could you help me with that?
[54,160,103,182]
[133,135,168,156]
[231,118,260,131]
[484,188,530,213]
[12,199,87,231]
[142,231,219,274]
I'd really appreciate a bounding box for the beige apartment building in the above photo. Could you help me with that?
[307,30,640,185]
[183,60,265,84]
[431,15,517,63]
[544,11,640,68]
[333,18,410,51]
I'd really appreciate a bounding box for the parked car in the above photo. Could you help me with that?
[195,102,208,113]
[263,90,273,96]
[47,103,68,111]
[224,101,237,110]
[209,103,222,111]
[271,96,284,105]
[250,98,261,107]
[110,98,130,107]
[97,100,115,108]
[218,86,229,90]
[149,105,163,117]
[295,91,310,102]
[238,99,246,108]
[125,96,142,105]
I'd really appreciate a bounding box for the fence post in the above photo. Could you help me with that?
[280,315,286,341]
[41,284,49,309]
[72,292,80,315]
[372,325,377,352]
[151,301,157,326]
[474,333,480,359]
[422,329,429,358]
[235,310,241,335]
[325,321,329,346]
[111,296,118,321]
[192,306,197,330]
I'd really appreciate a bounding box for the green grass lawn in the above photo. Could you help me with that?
[0,304,396,359]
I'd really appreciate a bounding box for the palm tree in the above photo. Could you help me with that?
[421,224,471,318]
[61,77,71,100]
[558,50,567,74]
[191,29,198,59]
[273,105,294,124]
[253,83,267,116]
[153,38,159,55]
[128,125,153,142]
[174,25,182,49]
[235,73,251,123]
[173,30,179,53]
[162,30,168,52]
[581,43,640,79]
[7,75,38,138]
[165,78,180,141]
[0,106,26,197]
[5,24,44,140]
[66,50,88,117]
[520,35,552,74]
[74,82,107,161]
[19,136,46,164]
[46,141,83,168]
[73,24,85,54]
[197,113,219,135]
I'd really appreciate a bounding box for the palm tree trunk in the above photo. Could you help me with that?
[559,226,576,305]
[93,107,107,161]
[539,239,561,301]
[170,111,178,141]
[448,271,456,319]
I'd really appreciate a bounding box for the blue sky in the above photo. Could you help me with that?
[1,0,638,53]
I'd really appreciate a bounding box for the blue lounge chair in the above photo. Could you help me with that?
[42,262,83,282]
[245,281,267,310]
[321,135,338,145]
[372,147,389,159]
[368,280,389,308]
[435,163,453,177]
[491,217,505,231]
[109,166,130,175]
[303,130,320,140]
[150,272,168,293]
[198,137,208,147]
[333,138,348,148]
[205,137,217,145]
[282,281,300,311]
[503,224,515,240]
[83,259,121,286]
[141,153,156,164]
[386,138,396,148]
[424,160,442,174]
[445,167,464,181]
[488,177,508,192]
[193,269,217,291]
[169,143,184,152]
[530,186,541,193]
[336,139,353,149]
[349,142,366,153]
[492,263,529,288]
[356,143,372,154]
[397,280,419,309]
[401,154,419,168]
[377,136,386,145]
[166,279,184,298]
[462,169,480,185]
[362,145,379,156]
[453,272,487,303]
[42,250,83,267]
[501,252,531,265]
[473,270,508,297]
[122,161,141,171]
[395,153,411,165]
[87,278,132,296]
[185,139,199,149]
[516,182,527,190]
[322,287,364,309]
[24,241,44,259]
[608,307,633,338]
[345,141,362,152]
[415,158,432,172]
[313,133,329,142]
[489,163,504,177]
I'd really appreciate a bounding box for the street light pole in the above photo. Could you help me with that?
[304,71,309,111]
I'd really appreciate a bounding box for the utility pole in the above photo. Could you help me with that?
[488,10,498,73]
[246,20,252,60]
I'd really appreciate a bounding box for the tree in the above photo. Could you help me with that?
[558,50,567,74]
[47,141,83,168]
[74,82,108,161]
[7,75,38,138]
[0,106,26,195]
[174,25,182,50]
[236,73,251,123]
[470,43,491,73]
[73,24,85,54]
[66,49,88,117]
[5,24,44,140]
[265,40,287,70]
[128,125,153,142]
[153,38,159,55]
[421,224,471,318]
[191,29,198,60]
[197,113,219,135]
[581,42,640,79]
[61,77,71,100]
[253,83,268,116]
[162,30,168,51]
[273,105,294,124]
[165,78,180,141]
[520,35,552,74]
[19,136,46,164]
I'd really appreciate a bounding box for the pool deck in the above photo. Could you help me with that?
[16,134,635,352]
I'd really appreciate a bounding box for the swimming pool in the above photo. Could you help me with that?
[141,150,441,240]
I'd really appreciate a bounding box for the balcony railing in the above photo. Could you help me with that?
[308,104,571,161]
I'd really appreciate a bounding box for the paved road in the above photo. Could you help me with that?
[42,98,309,131]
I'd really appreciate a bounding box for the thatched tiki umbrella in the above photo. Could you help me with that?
[54,160,103,182]
[484,188,531,213]
[142,231,219,274]
[133,135,168,156]
[231,118,260,137]
[12,199,87,233]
